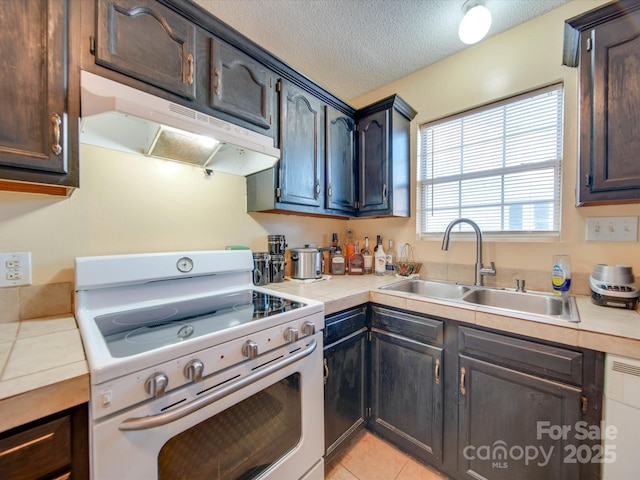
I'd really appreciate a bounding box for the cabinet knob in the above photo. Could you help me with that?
[242,340,259,359]
[145,372,169,398]
[184,359,204,383]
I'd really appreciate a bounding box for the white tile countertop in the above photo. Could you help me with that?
[1,274,639,434]
[0,315,89,433]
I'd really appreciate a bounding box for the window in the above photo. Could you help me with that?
[417,84,563,237]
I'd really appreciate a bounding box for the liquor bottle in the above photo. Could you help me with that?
[348,242,364,275]
[345,229,355,262]
[330,233,346,275]
[385,239,396,275]
[374,235,386,276]
[362,237,373,274]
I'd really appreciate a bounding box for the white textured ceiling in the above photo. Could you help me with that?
[194,0,571,102]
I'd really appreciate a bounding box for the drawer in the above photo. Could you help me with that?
[324,305,367,345]
[371,305,443,346]
[0,415,71,480]
[459,326,583,385]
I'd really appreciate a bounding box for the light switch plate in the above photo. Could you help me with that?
[585,216,638,242]
[0,252,32,287]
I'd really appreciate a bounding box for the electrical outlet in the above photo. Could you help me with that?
[0,252,32,287]
[586,216,638,242]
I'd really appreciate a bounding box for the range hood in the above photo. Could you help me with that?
[79,70,280,176]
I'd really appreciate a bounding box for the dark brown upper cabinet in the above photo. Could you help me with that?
[277,79,326,209]
[326,106,357,214]
[356,95,416,217]
[564,0,640,205]
[209,37,275,134]
[95,0,197,100]
[0,0,79,195]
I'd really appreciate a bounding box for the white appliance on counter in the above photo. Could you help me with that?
[603,353,640,479]
[74,250,325,480]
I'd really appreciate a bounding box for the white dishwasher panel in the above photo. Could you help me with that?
[603,354,640,480]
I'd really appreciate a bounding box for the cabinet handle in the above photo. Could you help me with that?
[186,54,194,85]
[382,183,388,202]
[460,367,466,395]
[213,67,220,95]
[315,180,321,198]
[435,358,441,385]
[323,358,329,385]
[327,184,332,199]
[51,114,62,155]
[0,432,54,457]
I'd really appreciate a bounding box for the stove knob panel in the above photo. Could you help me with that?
[145,372,169,398]
[301,321,316,336]
[184,359,205,383]
[284,327,299,343]
[242,340,259,359]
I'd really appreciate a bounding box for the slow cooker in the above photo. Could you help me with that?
[289,245,333,279]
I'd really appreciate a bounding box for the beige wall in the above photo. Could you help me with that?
[0,144,345,285]
[347,0,640,290]
[1,0,638,293]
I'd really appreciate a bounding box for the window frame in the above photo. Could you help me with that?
[416,83,564,241]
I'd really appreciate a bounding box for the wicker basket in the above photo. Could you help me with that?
[394,243,422,276]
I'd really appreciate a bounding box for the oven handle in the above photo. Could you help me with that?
[118,338,317,431]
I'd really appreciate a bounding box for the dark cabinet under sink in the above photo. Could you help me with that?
[369,305,444,464]
[323,303,604,480]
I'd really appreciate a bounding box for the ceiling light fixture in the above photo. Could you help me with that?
[458,0,492,45]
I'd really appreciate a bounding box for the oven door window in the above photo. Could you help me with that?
[158,373,301,480]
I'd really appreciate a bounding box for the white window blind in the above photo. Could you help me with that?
[417,84,564,237]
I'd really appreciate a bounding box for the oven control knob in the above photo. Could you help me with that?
[284,327,299,343]
[184,359,204,383]
[301,321,316,336]
[145,372,169,398]
[242,340,259,359]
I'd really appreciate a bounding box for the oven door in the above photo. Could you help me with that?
[90,333,324,480]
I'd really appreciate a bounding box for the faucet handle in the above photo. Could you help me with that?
[480,261,496,276]
[515,278,526,292]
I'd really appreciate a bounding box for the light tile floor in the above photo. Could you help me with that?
[325,430,449,480]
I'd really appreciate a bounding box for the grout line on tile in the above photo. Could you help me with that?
[0,339,16,380]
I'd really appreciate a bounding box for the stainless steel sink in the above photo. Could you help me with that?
[379,278,579,322]
[461,288,576,320]
[380,279,472,299]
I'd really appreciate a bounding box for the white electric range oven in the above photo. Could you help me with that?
[74,250,324,480]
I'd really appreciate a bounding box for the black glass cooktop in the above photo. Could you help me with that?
[95,290,305,358]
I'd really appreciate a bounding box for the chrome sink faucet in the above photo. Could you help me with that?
[441,218,496,286]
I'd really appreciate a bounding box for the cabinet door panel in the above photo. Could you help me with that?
[210,38,274,130]
[326,107,356,213]
[0,415,71,479]
[591,13,640,194]
[358,110,389,213]
[96,0,196,99]
[324,329,367,456]
[458,355,581,480]
[370,329,443,462]
[0,0,67,174]
[278,81,324,208]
